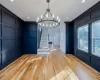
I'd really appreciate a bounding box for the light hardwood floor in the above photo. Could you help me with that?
[0,50,100,80]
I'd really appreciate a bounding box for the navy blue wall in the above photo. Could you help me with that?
[65,22,74,54]
[68,1,100,72]
[23,22,37,54]
[0,4,38,70]
[0,4,24,69]
[0,4,38,69]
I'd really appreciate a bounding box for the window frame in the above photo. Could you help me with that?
[77,24,89,52]
[92,20,100,56]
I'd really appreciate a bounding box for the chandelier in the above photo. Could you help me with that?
[36,0,60,28]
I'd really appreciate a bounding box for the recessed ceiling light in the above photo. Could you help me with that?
[67,17,68,19]
[82,0,85,3]
[10,0,14,2]
[27,17,30,19]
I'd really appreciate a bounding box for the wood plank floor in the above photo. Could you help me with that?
[0,50,100,80]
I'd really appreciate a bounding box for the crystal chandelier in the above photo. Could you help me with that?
[36,0,60,28]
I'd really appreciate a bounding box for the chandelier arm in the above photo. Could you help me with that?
[42,11,48,18]
[49,11,53,16]
[49,12,55,20]
[49,12,57,21]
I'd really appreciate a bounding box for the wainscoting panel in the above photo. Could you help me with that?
[0,4,23,69]
[23,22,37,54]
[2,11,15,28]
[73,1,100,72]
[0,39,1,68]
[2,26,15,39]
[0,9,1,24]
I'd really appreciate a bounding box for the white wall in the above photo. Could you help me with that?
[48,23,66,53]
[53,29,60,46]
[60,23,66,53]
[48,28,60,46]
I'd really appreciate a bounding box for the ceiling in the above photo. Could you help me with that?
[0,0,99,24]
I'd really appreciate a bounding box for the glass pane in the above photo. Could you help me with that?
[92,21,100,57]
[78,25,88,52]
[78,38,88,52]
[78,25,88,39]
[93,21,100,38]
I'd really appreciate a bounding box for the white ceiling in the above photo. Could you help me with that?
[0,0,99,23]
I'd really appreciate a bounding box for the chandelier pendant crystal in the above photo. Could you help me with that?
[36,0,60,28]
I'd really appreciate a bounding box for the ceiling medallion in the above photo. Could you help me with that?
[36,0,60,28]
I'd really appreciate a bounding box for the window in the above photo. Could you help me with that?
[92,20,100,57]
[78,25,88,52]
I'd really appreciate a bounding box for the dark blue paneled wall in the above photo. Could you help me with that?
[65,22,74,54]
[0,4,24,69]
[0,4,38,70]
[23,22,37,54]
[66,1,100,72]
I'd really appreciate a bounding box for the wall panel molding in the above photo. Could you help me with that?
[73,1,100,72]
[23,22,37,54]
[0,4,23,69]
